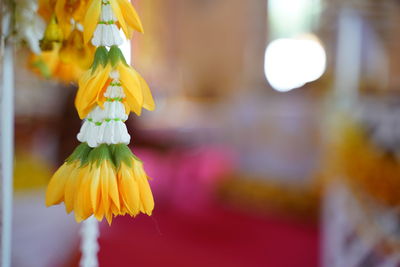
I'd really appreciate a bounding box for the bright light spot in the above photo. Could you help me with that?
[264,35,326,92]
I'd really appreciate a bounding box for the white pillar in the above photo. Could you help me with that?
[1,31,15,267]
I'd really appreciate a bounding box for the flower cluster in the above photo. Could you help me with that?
[31,0,143,83]
[46,143,154,224]
[46,0,156,224]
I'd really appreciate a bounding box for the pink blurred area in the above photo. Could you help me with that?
[135,146,236,211]
[97,205,319,267]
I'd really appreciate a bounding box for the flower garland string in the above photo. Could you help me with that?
[45,0,155,225]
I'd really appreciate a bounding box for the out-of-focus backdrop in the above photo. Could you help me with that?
[5,0,400,266]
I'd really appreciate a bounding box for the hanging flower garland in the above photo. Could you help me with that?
[45,0,155,224]
[30,0,96,83]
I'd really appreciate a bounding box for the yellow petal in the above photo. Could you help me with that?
[76,69,95,118]
[133,162,154,215]
[83,0,101,44]
[118,165,140,215]
[64,166,81,213]
[118,64,143,115]
[76,65,111,119]
[94,197,105,221]
[132,67,155,111]
[110,202,120,216]
[122,100,131,115]
[109,0,129,39]
[74,167,93,222]
[117,0,144,34]
[101,163,110,214]
[107,162,120,210]
[105,211,113,225]
[90,166,101,213]
[137,177,154,215]
[46,163,70,206]
[55,0,72,38]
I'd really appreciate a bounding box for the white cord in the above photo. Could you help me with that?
[79,217,100,267]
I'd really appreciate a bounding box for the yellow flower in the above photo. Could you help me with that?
[116,61,155,116]
[75,46,155,119]
[83,0,144,44]
[53,59,86,83]
[59,29,96,70]
[46,161,78,206]
[76,62,112,119]
[46,143,155,224]
[40,14,63,51]
[30,34,94,84]
[73,160,121,223]
[55,0,89,37]
[118,158,154,216]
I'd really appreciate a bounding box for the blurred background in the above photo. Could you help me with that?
[5,0,400,266]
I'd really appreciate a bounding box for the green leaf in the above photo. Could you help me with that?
[108,45,120,67]
[108,45,129,67]
[66,143,92,166]
[87,144,113,167]
[111,144,135,169]
[91,46,108,73]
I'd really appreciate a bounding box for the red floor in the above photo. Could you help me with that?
[95,204,319,267]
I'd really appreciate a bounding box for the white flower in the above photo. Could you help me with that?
[92,24,123,47]
[101,3,117,22]
[14,0,45,54]
[78,119,131,147]
[91,2,123,47]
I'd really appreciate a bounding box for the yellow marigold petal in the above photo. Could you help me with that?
[94,197,105,221]
[122,100,131,115]
[64,166,81,213]
[107,163,120,210]
[101,163,111,214]
[109,0,129,39]
[74,167,93,222]
[117,0,144,34]
[46,162,71,206]
[90,166,101,213]
[105,211,113,225]
[137,178,154,215]
[76,69,95,118]
[118,64,143,115]
[110,202,120,216]
[139,202,145,213]
[133,161,154,215]
[118,165,140,215]
[132,67,155,111]
[73,0,89,23]
[55,0,72,38]
[76,65,110,119]
[83,0,101,44]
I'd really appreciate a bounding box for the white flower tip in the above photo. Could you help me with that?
[110,71,120,79]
